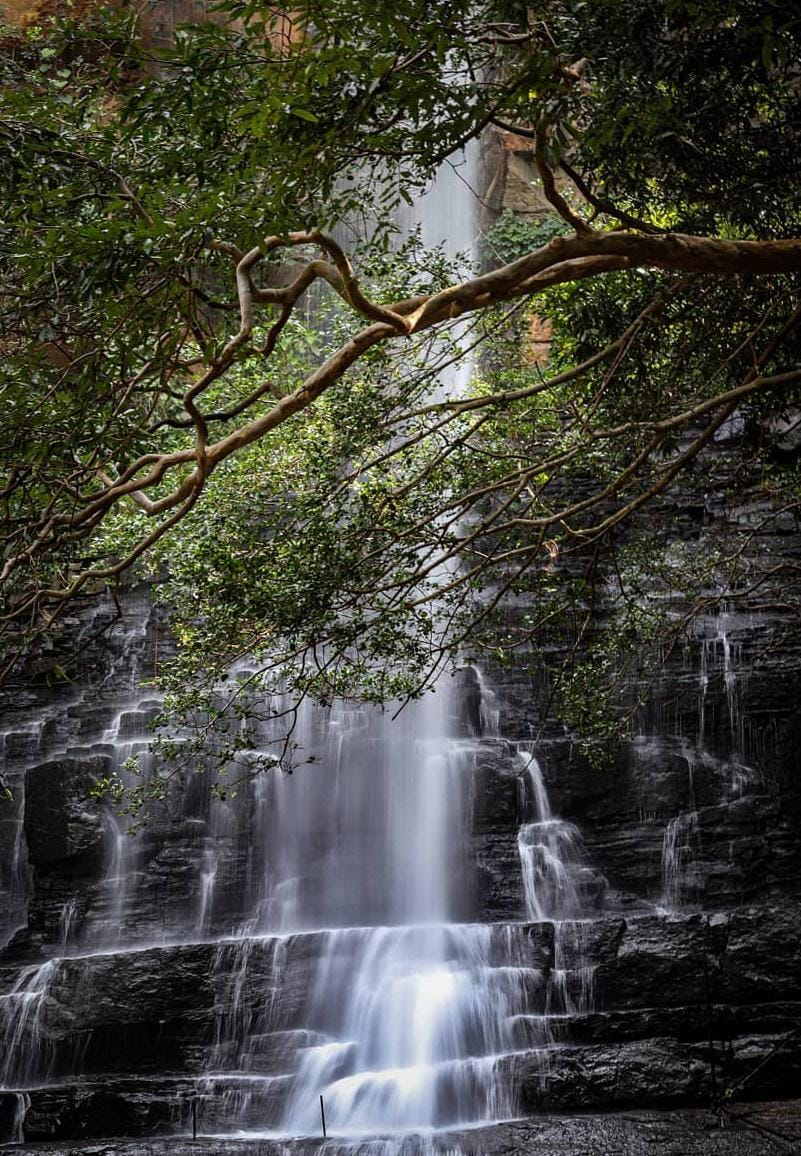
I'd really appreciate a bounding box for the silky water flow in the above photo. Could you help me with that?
[198,151,542,1143]
[195,670,598,1144]
[202,149,601,1139]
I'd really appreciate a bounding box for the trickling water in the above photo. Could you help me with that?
[0,772,28,949]
[0,960,58,1089]
[515,749,597,1019]
[58,897,79,953]
[659,610,760,910]
[697,610,747,754]
[516,750,588,923]
[661,810,700,909]
[8,1094,29,1143]
[473,669,500,738]
[197,848,219,936]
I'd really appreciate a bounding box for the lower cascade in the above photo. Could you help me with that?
[0,146,612,1150]
[193,672,598,1142]
[1,592,801,1152]
[0,570,798,1154]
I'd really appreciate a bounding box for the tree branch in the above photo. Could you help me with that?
[5,226,801,627]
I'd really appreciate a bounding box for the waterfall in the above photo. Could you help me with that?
[516,750,596,1021]
[195,683,599,1141]
[186,151,591,1142]
[516,749,594,924]
[193,150,544,1140]
[658,608,761,911]
[0,961,58,1089]
[0,765,27,949]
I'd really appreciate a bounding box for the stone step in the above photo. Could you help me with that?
[0,906,798,1128]
[212,1029,338,1075]
[3,1028,800,1144]
[195,1072,294,1131]
[2,1100,800,1155]
[2,904,800,1021]
[0,1077,195,1143]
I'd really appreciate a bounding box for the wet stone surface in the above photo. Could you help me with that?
[0,1101,800,1154]
[2,437,801,1150]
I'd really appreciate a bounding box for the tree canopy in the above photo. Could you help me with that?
[2,0,801,764]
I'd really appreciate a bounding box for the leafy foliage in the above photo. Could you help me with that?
[2,0,801,781]
[482,211,572,267]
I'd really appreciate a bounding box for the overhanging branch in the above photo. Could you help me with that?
[3,225,801,631]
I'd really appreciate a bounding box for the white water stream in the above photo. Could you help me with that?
[193,154,545,1139]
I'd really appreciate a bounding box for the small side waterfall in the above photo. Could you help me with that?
[661,809,700,909]
[656,608,763,911]
[516,750,597,1022]
[517,751,587,923]
[698,610,747,755]
[0,961,58,1089]
[0,767,27,949]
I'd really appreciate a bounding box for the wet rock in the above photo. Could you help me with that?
[454,667,482,736]
[721,904,801,1002]
[25,757,109,866]
[0,460,800,1150]
[21,1079,191,1141]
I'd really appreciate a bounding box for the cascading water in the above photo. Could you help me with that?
[0,766,27,950]
[515,749,597,1022]
[657,609,762,911]
[0,605,166,1108]
[517,751,586,922]
[180,665,603,1145]
[191,152,551,1142]
[195,685,535,1141]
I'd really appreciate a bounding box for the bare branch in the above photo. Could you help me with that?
[534,127,593,235]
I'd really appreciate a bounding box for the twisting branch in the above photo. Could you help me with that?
[558,158,667,235]
[3,221,801,642]
[533,126,593,235]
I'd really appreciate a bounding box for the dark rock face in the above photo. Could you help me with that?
[0,907,798,1140]
[482,458,801,916]
[463,440,801,1137]
[1,444,801,1150]
[25,757,109,866]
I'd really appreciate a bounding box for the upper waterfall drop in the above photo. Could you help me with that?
[215,148,527,1139]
